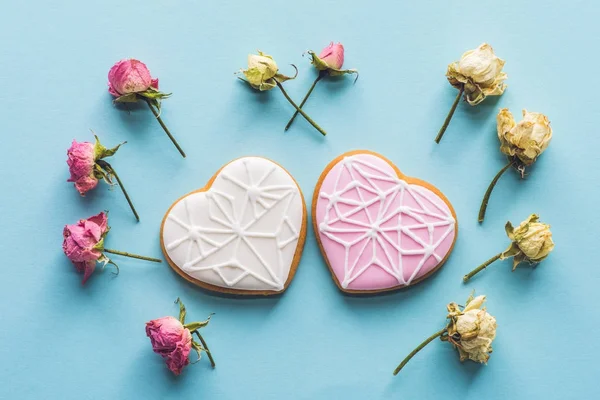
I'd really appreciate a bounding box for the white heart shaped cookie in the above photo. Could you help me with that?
[161,157,306,295]
[313,151,458,293]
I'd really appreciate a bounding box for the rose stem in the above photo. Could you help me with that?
[103,249,162,263]
[275,81,327,136]
[144,99,186,158]
[109,166,139,222]
[478,161,514,223]
[194,331,215,368]
[393,328,447,376]
[463,253,503,282]
[434,85,464,144]
[284,71,326,131]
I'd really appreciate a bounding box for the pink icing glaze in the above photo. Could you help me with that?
[315,153,456,291]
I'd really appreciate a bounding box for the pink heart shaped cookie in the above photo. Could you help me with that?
[313,151,458,293]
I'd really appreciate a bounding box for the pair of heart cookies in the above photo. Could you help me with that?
[160,151,457,295]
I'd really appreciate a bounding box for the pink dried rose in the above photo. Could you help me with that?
[146,298,215,375]
[108,59,159,97]
[285,42,358,131]
[318,42,345,70]
[67,140,98,195]
[66,136,140,221]
[108,59,185,158]
[62,211,161,284]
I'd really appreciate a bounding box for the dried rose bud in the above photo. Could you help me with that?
[464,214,554,282]
[393,293,497,375]
[66,136,139,220]
[62,212,161,284]
[146,299,215,375]
[108,59,159,97]
[62,211,109,284]
[146,316,193,375]
[107,59,185,157]
[445,295,497,363]
[237,51,327,136]
[506,214,555,266]
[478,110,552,222]
[284,42,358,131]
[435,43,507,143]
[498,108,552,166]
[66,140,98,195]
[447,43,507,106]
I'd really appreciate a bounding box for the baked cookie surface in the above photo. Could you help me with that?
[161,156,306,295]
[313,150,457,293]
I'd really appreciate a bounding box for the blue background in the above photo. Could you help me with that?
[1,0,597,398]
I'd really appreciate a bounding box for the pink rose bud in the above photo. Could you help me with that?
[319,42,345,70]
[62,212,109,284]
[108,59,159,97]
[146,316,193,375]
[66,140,98,195]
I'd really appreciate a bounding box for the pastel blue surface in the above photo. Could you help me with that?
[1,0,597,399]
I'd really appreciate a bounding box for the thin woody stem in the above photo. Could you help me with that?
[275,81,327,136]
[284,71,325,131]
[393,328,447,375]
[194,331,215,368]
[109,166,139,222]
[434,85,464,144]
[145,99,186,158]
[463,252,503,282]
[103,249,162,263]
[478,161,514,223]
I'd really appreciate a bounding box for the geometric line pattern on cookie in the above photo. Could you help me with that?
[165,159,300,290]
[318,155,456,288]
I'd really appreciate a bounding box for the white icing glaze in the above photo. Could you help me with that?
[162,157,304,292]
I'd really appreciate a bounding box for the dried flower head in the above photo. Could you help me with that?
[446,43,507,106]
[498,108,552,166]
[503,214,555,269]
[239,51,297,91]
[445,294,497,363]
[146,298,215,375]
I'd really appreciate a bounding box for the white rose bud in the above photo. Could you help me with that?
[498,108,553,166]
[241,52,280,91]
[465,214,555,281]
[504,214,555,268]
[447,43,507,106]
[435,43,507,143]
[393,293,497,375]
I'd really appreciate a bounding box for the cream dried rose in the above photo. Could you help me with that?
[463,214,554,282]
[435,43,507,143]
[447,43,507,106]
[478,109,553,222]
[393,293,497,375]
[498,108,552,166]
[446,302,497,363]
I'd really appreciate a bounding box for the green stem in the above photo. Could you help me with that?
[284,71,325,131]
[103,248,162,263]
[275,81,327,136]
[463,253,503,282]
[194,331,215,368]
[145,99,186,158]
[393,328,446,376]
[434,85,464,144]
[109,166,139,222]
[478,161,513,223]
